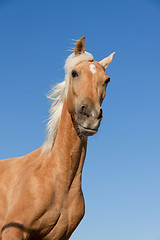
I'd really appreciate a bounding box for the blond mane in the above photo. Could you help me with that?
[42,51,93,152]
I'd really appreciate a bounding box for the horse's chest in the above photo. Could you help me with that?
[66,189,85,234]
[35,189,85,240]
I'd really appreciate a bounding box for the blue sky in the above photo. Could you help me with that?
[0,0,160,239]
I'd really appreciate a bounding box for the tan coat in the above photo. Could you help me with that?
[0,37,115,240]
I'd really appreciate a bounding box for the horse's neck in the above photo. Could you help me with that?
[49,101,87,189]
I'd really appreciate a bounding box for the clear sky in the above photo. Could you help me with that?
[0,0,160,239]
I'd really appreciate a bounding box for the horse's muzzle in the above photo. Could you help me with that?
[77,104,103,136]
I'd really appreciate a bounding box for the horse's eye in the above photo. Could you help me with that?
[72,70,78,78]
[105,78,110,85]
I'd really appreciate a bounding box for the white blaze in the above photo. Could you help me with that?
[90,63,96,74]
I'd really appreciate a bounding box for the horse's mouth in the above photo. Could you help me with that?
[79,124,98,136]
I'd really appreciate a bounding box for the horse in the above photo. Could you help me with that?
[0,37,115,240]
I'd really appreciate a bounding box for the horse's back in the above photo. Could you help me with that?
[0,155,22,190]
[0,148,42,196]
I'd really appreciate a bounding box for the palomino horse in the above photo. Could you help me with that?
[0,37,115,240]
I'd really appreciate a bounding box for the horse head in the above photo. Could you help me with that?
[66,36,115,136]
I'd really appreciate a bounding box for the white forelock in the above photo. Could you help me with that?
[42,51,94,152]
[64,51,93,97]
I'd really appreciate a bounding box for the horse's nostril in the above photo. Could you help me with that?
[80,105,89,117]
[98,108,103,119]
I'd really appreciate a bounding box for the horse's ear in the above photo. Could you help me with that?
[99,52,115,70]
[74,36,85,56]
